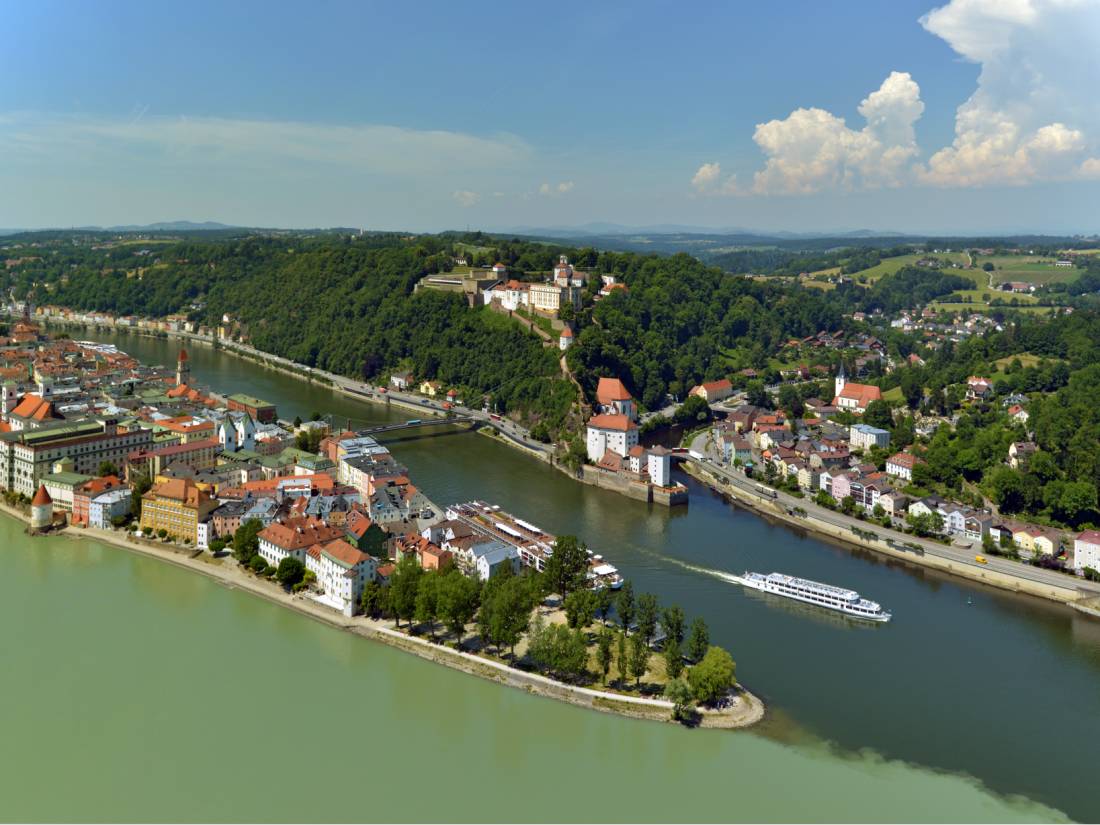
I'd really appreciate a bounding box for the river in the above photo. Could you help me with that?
[6,328,1096,822]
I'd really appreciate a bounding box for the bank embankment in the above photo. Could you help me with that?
[682,461,1090,609]
[8,505,761,729]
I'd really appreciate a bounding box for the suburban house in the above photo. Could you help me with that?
[559,327,573,351]
[966,376,993,401]
[1008,441,1038,470]
[389,371,413,391]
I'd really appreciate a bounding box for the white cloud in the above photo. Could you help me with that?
[919,0,1100,186]
[452,190,480,207]
[538,180,575,196]
[747,71,924,195]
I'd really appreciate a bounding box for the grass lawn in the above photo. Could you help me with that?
[929,302,1059,316]
[882,386,904,404]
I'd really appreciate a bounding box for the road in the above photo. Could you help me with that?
[685,432,1100,599]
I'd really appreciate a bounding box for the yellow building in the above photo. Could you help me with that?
[139,478,216,544]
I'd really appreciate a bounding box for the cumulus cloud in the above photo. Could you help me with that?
[918,0,1100,186]
[452,190,480,207]
[691,161,739,194]
[748,71,924,194]
[538,180,575,196]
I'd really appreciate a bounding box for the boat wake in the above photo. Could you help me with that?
[662,556,747,587]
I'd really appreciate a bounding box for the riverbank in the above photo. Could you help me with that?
[40,317,686,506]
[681,460,1095,610]
[3,500,762,729]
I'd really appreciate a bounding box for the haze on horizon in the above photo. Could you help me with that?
[2,0,1099,235]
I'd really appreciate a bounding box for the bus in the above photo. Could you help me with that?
[405,419,422,425]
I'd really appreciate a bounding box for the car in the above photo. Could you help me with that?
[420,399,430,405]
[975,555,988,564]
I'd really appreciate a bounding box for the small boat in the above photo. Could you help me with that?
[740,571,891,622]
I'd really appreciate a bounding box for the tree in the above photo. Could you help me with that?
[636,593,659,647]
[563,589,597,629]
[861,399,893,431]
[544,535,589,598]
[688,646,736,704]
[232,518,264,564]
[616,581,635,632]
[97,460,119,478]
[687,617,710,663]
[664,637,684,680]
[595,586,614,623]
[906,510,944,537]
[662,605,685,646]
[815,490,836,509]
[131,473,152,517]
[360,580,384,618]
[674,393,711,424]
[248,555,268,574]
[389,555,423,628]
[414,572,440,637]
[596,627,613,684]
[629,633,650,686]
[209,537,227,555]
[616,630,628,685]
[275,556,305,588]
[438,570,479,647]
[664,677,695,722]
[778,384,803,419]
[479,570,533,655]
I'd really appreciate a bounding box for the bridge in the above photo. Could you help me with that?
[352,415,476,437]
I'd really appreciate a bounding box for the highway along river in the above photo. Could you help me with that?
[9,328,1093,822]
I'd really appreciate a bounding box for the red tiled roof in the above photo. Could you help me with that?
[596,377,632,405]
[32,484,52,506]
[587,413,636,432]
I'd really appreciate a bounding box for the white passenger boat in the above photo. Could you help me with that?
[740,571,891,622]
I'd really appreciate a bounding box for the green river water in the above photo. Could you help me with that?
[1,329,1095,822]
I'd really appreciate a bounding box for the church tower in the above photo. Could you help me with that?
[176,348,191,386]
[834,363,847,399]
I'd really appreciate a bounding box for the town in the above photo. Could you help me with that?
[0,315,748,726]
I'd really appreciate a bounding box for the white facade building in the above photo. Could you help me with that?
[850,424,890,451]
[586,414,639,463]
[1075,530,1100,574]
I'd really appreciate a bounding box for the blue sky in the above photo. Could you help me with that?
[2,0,1098,233]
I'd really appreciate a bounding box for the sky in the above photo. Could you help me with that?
[2,0,1099,235]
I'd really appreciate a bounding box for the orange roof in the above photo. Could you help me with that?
[596,377,632,405]
[78,475,125,496]
[320,538,372,568]
[240,473,335,493]
[833,382,882,408]
[146,478,210,507]
[259,517,344,551]
[587,413,636,432]
[32,484,52,506]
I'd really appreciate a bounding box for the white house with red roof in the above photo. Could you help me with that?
[559,326,573,351]
[586,413,639,463]
[595,377,636,420]
[306,538,377,616]
[885,451,922,481]
[832,366,882,414]
[1074,530,1100,574]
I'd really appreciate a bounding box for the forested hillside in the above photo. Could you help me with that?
[4,231,990,438]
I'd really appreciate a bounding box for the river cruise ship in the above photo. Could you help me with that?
[740,571,891,622]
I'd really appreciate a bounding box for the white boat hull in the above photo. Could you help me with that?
[740,572,891,622]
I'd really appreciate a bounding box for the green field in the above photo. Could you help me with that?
[882,386,904,404]
[975,255,1082,286]
[928,301,1058,316]
[849,252,971,283]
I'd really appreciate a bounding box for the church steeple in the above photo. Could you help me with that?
[176,348,191,386]
[835,362,847,398]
